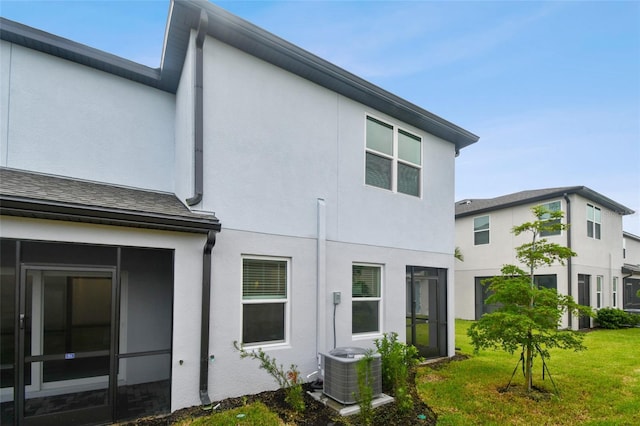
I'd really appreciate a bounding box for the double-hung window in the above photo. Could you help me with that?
[596,275,603,309]
[587,204,601,239]
[540,200,562,237]
[612,277,618,308]
[352,264,382,334]
[242,257,289,345]
[474,215,490,245]
[365,116,422,197]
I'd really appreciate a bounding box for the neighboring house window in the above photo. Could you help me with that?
[474,215,490,245]
[365,116,421,197]
[540,200,562,237]
[352,264,382,334]
[612,277,618,308]
[587,204,601,239]
[596,275,603,309]
[242,257,289,345]
[534,274,557,290]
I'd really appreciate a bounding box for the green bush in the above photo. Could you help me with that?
[356,351,375,425]
[627,312,640,326]
[233,341,305,413]
[374,332,420,413]
[595,308,632,329]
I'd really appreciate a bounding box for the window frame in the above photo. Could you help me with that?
[539,200,562,237]
[587,204,601,240]
[473,215,490,245]
[612,276,618,308]
[240,255,290,348]
[351,263,383,337]
[596,275,603,309]
[364,115,422,197]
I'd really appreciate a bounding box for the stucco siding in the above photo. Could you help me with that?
[199,37,455,254]
[174,30,196,205]
[0,43,175,192]
[208,228,455,401]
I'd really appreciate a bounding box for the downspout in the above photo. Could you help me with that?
[186,10,208,206]
[563,193,572,328]
[199,230,217,405]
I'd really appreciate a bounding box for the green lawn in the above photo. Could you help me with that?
[416,320,640,425]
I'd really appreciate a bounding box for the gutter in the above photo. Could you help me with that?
[563,193,572,328]
[199,229,217,405]
[186,9,208,206]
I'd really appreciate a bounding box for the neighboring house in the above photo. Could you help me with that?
[623,231,640,312]
[0,1,479,424]
[454,187,634,329]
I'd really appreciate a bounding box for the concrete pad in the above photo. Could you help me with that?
[307,390,394,417]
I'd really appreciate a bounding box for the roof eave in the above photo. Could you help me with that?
[455,187,635,218]
[0,196,221,234]
[172,0,479,149]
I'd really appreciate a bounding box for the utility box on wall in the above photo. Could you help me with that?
[321,347,382,404]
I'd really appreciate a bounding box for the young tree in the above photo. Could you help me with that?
[467,206,593,393]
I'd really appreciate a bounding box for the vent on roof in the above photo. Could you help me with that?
[459,200,472,205]
[321,347,381,404]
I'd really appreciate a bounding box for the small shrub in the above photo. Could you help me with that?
[233,341,305,413]
[596,308,631,329]
[356,351,375,425]
[628,312,640,326]
[374,332,420,413]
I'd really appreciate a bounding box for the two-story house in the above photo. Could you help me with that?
[454,187,634,329]
[0,1,479,424]
[623,231,640,312]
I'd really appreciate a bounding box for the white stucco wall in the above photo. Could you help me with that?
[0,42,176,192]
[208,228,454,401]
[624,233,640,267]
[195,36,459,400]
[199,38,456,254]
[174,31,196,205]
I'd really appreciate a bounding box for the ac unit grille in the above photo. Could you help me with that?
[322,350,382,404]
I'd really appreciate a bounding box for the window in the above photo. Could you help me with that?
[242,257,289,345]
[540,201,561,237]
[587,204,601,239]
[365,116,421,197]
[534,274,557,290]
[474,215,490,245]
[612,277,618,308]
[596,275,603,309]
[352,264,382,334]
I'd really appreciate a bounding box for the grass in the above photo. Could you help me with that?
[416,320,640,425]
[174,402,285,425]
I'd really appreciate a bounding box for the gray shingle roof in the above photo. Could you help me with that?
[455,186,634,218]
[0,168,220,233]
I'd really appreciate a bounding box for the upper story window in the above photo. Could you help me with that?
[474,215,490,245]
[587,204,601,240]
[365,116,422,197]
[242,256,289,346]
[540,200,562,237]
[352,264,382,335]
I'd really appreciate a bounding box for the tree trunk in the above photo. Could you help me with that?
[525,335,533,392]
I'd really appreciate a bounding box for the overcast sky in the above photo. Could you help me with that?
[2,0,639,235]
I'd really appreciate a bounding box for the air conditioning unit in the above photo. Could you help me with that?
[321,347,382,404]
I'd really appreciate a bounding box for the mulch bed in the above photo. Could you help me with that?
[120,356,475,425]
